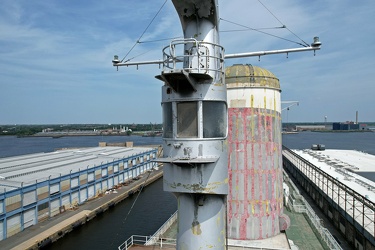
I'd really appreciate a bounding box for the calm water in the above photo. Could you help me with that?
[282,131,375,155]
[1,132,373,158]
[0,132,374,249]
[47,178,176,250]
[0,135,163,158]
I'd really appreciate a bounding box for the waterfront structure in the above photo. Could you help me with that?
[283,147,375,249]
[226,64,289,240]
[295,125,326,131]
[112,0,320,248]
[154,1,228,249]
[0,145,157,241]
[332,122,360,131]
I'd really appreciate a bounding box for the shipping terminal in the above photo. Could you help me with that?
[1,144,375,249]
[1,0,374,249]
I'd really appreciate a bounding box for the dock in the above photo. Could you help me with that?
[283,146,375,249]
[119,147,375,250]
[0,168,163,250]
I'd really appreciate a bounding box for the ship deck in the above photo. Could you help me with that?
[122,149,375,250]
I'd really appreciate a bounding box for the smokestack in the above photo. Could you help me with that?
[356,111,358,124]
[226,64,290,240]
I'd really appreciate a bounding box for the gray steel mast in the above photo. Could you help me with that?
[112,1,321,249]
[154,1,228,249]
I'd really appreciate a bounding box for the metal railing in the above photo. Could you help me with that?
[118,211,177,250]
[283,146,375,244]
[161,38,225,76]
[145,211,177,246]
[285,171,343,250]
[117,235,176,250]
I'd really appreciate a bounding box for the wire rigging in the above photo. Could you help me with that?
[221,25,285,33]
[256,0,310,47]
[120,0,312,63]
[120,0,168,63]
[220,0,311,47]
[125,49,154,63]
[109,162,156,247]
[220,18,307,47]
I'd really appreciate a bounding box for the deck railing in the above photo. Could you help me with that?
[283,146,375,245]
[117,235,176,250]
[145,211,177,246]
[117,211,177,250]
[161,38,225,77]
[284,154,344,250]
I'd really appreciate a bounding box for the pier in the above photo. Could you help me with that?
[0,166,163,250]
[283,146,375,249]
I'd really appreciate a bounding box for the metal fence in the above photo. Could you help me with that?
[145,211,177,246]
[117,211,177,250]
[118,235,176,250]
[286,173,343,250]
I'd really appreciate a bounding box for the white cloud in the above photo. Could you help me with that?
[0,0,374,124]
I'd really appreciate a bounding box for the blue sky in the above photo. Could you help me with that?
[1,0,374,124]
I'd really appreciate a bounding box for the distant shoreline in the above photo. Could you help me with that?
[311,130,374,133]
[14,132,161,138]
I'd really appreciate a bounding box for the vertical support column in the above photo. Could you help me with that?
[226,64,289,240]
[158,1,228,249]
[176,194,226,248]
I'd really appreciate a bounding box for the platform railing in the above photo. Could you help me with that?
[283,146,375,244]
[284,169,343,250]
[118,211,177,249]
[161,38,225,76]
[117,235,176,250]
[145,211,177,246]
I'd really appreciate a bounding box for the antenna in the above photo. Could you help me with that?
[112,37,322,68]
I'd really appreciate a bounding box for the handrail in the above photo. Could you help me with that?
[161,38,225,76]
[283,146,375,247]
[118,235,176,250]
[118,211,177,249]
[284,170,343,250]
[145,211,178,245]
[283,146,375,211]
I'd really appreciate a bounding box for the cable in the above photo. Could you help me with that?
[256,0,310,47]
[221,25,285,33]
[123,170,153,220]
[121,0,169,62]
[109,162,156,248]
[125,49,153,63]
[139,36,183,44]
[220,18,307,47]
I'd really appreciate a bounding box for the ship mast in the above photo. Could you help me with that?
[112,1,321,249]
[155,1,228,249]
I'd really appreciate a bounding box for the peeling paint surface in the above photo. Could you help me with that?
[177,194,226,249]
[227,106,283,240]
[162,1,228,248]
[192,220,202,235]
[226,64,287,240]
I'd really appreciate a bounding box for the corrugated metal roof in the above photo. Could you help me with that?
[292,149,375,200]
[0,146,155,190]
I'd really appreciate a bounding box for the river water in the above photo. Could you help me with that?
[282,131,375,155]
[0,132,374,249]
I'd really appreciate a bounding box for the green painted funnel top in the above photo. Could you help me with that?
[225,64,280,89]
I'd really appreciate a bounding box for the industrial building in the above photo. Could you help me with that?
[332,111,368,131]
[332,122,360,130]
[283,147,375,249]
[0,145,158,241]
[295,125,326,131]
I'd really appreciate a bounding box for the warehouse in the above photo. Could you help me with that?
[0,145,158,241]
